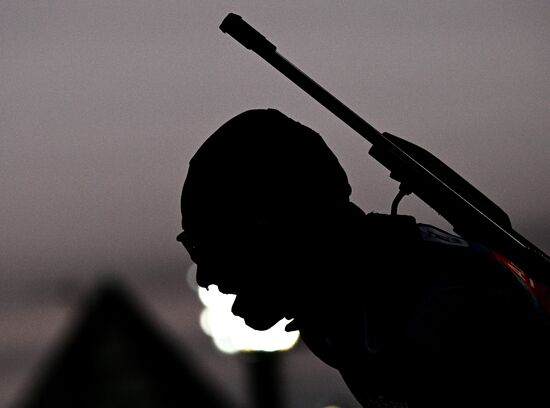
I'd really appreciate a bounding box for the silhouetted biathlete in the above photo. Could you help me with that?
[178,109,550,408]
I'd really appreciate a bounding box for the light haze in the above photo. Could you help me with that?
[1,1,549,407]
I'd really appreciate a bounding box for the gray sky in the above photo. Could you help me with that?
[2,1,549,406]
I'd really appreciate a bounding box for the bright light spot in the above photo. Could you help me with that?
[197,285,300,354]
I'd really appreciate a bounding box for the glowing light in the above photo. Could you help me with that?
[197,285,300,354]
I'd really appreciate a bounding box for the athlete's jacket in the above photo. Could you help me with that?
[295,213,550,408]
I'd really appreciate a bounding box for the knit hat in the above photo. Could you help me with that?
[181,108,352,229]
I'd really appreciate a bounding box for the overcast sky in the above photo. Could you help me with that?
[2,1,549,406]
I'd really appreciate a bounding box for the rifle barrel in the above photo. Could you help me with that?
[219,13,550,284]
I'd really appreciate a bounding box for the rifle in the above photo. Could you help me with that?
[218,14,550,294]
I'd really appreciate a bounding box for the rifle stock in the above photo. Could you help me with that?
[219,13,550,285]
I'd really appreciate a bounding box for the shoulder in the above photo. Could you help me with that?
[362,213,476,254]
[361,214,538,317]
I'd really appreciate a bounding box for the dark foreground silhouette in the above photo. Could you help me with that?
[178,109,550,407]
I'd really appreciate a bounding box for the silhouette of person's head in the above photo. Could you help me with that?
[179,108,357,330]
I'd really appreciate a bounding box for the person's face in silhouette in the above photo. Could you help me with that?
[179,216,304,331]
[178,110,353,330]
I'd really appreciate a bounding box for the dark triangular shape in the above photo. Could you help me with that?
[19,279,241,408]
